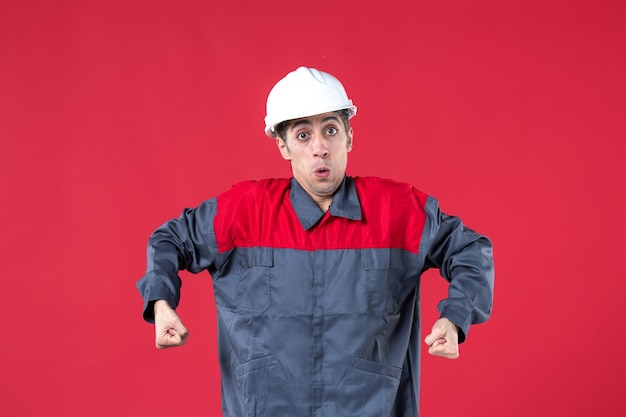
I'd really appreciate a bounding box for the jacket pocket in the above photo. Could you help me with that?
[351,356,402,379]
[234,355,307,417]
[235,355,279,417]
[336,356,402,417]
[236,247,273,313]
[362,249,402,315]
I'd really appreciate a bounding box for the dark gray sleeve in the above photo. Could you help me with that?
[135,198,219,323]
[420,196,495,343]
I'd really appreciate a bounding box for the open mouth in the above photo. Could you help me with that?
[315,167,330,177]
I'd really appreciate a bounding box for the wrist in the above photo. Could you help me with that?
[153,299,171,315]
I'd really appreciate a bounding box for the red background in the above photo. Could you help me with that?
[1,1,625,416]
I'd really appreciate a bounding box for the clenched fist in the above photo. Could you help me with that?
[154,300,189,349]
[424,318,459,359]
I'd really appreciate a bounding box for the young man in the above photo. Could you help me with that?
[137,66,494,417]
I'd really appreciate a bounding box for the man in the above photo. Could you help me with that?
[136,66,494,417]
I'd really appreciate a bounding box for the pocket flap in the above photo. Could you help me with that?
[235,354,279,378]
[240,247,274,268]
[352,356,402,379]
[362,249,400,270]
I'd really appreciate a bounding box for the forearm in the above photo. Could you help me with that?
[423,198,495,342]
[136,263,182,323]
[438,232,493,340]
[136,200,218,323]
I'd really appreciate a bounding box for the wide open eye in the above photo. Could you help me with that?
[325,127,338,135]
[296,131,309,141]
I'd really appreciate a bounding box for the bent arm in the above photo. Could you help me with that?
[422,197,495,343]
[136,199,219,323]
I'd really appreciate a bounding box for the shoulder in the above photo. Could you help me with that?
[218,178,291,199]
[352,176,430,206]
[214,179,292,218]
[350,177,433,253]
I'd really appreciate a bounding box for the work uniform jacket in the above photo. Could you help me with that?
[137,176,494,417]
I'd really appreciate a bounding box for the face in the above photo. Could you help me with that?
[276,112,353,211]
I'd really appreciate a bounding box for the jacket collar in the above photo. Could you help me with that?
[290,176,362,230]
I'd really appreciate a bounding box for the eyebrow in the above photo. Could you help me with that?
[290,115,341,131]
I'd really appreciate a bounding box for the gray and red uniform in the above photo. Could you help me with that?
[137,176,494,417]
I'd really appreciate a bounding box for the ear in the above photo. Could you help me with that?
[346,127,354,152]
[276,137,291,160]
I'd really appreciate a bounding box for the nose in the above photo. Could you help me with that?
[311,132,329,158]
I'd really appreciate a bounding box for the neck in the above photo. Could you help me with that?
[315,197,332,213]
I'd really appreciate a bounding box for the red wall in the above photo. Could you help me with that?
[2,1,625,416]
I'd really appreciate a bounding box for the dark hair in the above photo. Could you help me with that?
[274,109,351,143]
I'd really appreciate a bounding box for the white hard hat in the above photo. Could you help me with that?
[264,66,357,137]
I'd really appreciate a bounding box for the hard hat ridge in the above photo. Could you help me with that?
[264,66,357,138]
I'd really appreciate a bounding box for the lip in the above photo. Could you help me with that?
[314,166,330,178]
